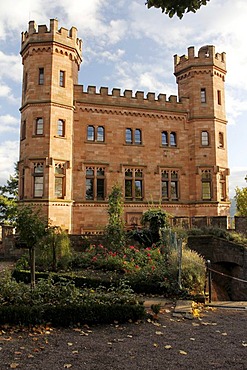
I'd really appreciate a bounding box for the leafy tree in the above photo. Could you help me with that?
[0,165,18,224]
[146,0,210,18]
[104,184,125,251]
[15,205,48,286]
[234,186,247,217]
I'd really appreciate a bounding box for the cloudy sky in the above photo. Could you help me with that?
[0,0,246,197]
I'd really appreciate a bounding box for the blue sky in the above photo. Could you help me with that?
[0,0,246,197]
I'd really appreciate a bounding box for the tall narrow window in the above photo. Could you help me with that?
[97,126,104,142]
[134,129,142,144]
[170,132,177,147]
[57,119,65,137]
[33,163,44,198]
[85,167,105,200]
[21,120,26,140]
[201,88,206,103]
[125,168,143,201]
[125,128,132,144]
[201,131,209,146]
[219,132,224,148]
[171,171,179,200]
[59,70,65,87]
[161,170,179,201]
[36,118,44,135]
[162,131,168,146]
[217,90,222,105]
[87,125,95,141]
[219,172,226,201]
[55,163,65,198]
[39,68,44,85]
[202,169,212,200]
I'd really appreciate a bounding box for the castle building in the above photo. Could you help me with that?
[18,19,230,234]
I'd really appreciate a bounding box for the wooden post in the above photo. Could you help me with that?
[30,246,35,289]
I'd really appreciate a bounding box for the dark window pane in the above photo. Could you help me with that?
[86,168,94,176]
[86,178,94,200]
[162,181,168,199]
[55,177,63,198]
[125,179,132,199]
[39,68,44,85]
[97,179,104,200]
[36,118,43,135]
[171,181,178,199]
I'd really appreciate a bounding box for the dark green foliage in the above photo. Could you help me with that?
[146,0,210,18]
[234,186,247,216]
[0,274,145,326]
[0,165,18,224]
[104,184,125,251]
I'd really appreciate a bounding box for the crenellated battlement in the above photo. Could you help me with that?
[21,19,82,61]
[174,45,226,76]
[74,85,189,112]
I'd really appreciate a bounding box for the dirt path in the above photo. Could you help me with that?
[0,305,246,370]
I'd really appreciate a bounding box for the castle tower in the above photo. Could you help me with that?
[19,19,82,231]
[174,46,230,215]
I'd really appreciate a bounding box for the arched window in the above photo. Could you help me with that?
[125,128,132,144]
[87,125,95,141]
[162,131,168,146]
[97,126,104,142]
[134,129,142,144]
[219,132,224,148]
[170,132,177,147]
[201,169,212,200]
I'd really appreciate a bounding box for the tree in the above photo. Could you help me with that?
[146,0,210,18]
[104,184,125,251]
[0,165,18,224]
[15,205,48,286]
[234,186,247,217]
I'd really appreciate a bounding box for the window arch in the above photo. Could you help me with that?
[97,126,105,142]
[162,131,168,146]
[201,169,212,200]
[87,125,95,141]
[134,129,142,144]
[170,132,177,147]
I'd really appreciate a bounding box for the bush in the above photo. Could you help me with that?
[0,274,145,326]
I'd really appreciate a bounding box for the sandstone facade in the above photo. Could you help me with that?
[18,19,230,234]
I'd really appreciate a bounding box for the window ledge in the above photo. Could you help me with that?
[54,135,66,139]
[85,141,106,144]
[124,143,144,147]
[32,134,45,138]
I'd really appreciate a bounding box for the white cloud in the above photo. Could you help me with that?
[0,115,19,135]
[0,51,22,83]
[0,140,19,186]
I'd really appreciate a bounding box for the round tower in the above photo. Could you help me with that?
[19,19,82,231]
[174,46,230,216]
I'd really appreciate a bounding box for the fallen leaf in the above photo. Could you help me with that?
[164,345,172,349]
[153,343,158,347]
[242,343,247,347]
[221,333,227,336]
[64,364,72,369]
[27,354,34,358]
[14,352,22,355]
[67,342,73,346]
[72,350,79,354]
[155,331,163,335]
[190,338,196,341]
[179,350,187,355]
[127,335,132,338]
[10,363,19,369]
